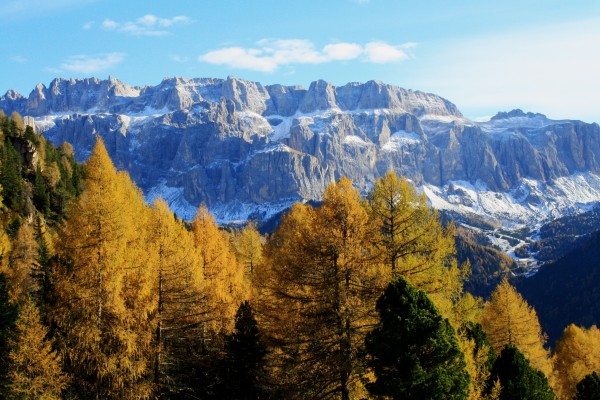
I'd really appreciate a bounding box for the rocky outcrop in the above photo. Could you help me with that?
[2,77,600,223]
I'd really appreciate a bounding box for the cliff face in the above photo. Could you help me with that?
[2,77,600,224]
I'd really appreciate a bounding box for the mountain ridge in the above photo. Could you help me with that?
[2,77,600,246]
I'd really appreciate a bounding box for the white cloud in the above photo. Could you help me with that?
[169,54,189,63]
[102,19,118,30]
[10,55,28,63]
[59,52,125,74]
[82,21,94,29]
[200,39,411,72]
[364,42,410,63]
[323,43,363,61]
[102,14,191,36]
[201,47,278,72]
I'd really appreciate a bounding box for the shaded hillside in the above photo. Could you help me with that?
[523,205,600,262]
[518,230,600,347]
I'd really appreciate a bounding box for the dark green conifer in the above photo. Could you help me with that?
[487,345,556,400]
[365,277,470,400]
[573,372,600,400]
[220,301,269,400]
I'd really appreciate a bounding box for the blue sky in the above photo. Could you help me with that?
[2,0,600,122]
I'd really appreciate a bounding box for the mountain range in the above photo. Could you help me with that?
[2,76,600,252]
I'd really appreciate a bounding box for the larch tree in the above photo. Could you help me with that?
[51,138,156,399]
[553,324,600,400]
[6,298,68,399]
[192,205,247,335]
[233,221,264,276]
[366,172,464,318]
[260,178,386,400]
[365,277,470,400]
[5,223,38,304]
[150,199,204,397]
[480,278,552,376]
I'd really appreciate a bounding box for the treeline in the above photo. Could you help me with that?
[0,112,598,399]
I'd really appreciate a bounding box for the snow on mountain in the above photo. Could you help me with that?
[3,77,600,239]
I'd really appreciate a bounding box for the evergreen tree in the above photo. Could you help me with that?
[6,298,68,399]
[220,301,268,400]
[0,140,25,212]
[365,277,470,400]
[487,345,556,400]
[573,372,600,400]
[0,272,18,392]
[31,216,53,312]
[33,166,50,214]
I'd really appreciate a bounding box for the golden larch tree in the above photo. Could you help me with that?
[233,221,263,276]
[259,177,386,400]
[480,278,551,376]
[366,171,464,317]
[6,298,68,399]
[150,199,204,395]
[192,205,247,335]
[553,324,600,400]
[52,138,156,399]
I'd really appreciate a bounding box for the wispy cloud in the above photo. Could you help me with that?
[55,52,126,74]
[200,39,413,72]
[10,55,28,64]
[169,54,189,63]
[102,14,191,37]
[83,21,94,29]
[352,0,370,4]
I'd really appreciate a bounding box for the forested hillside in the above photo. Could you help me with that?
[519,230,600,346]
[0,112,598,399]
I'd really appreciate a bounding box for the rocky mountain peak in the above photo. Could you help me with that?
[491,109,547,120]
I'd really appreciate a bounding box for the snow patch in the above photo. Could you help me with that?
[382,130,421,151]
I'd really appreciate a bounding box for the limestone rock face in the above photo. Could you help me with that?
[2,78,600,224]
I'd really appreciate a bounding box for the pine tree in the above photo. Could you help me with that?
[573,372,600,400]
[480,278,552,376]
[487,345,556,400]
[553,324,600,400]
[365,277,470,400]
[0,272,18,392]
[52,138,156,399]
[219,301,268,400]
[6,298,68,399]
[31,216,53,311]
[33,166,50,214]
[260,178,386,399]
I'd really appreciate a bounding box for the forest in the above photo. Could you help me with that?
[0,111,599,400]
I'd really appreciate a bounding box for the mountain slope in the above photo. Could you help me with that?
[518,231,600,346]
[2,77,600,230]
